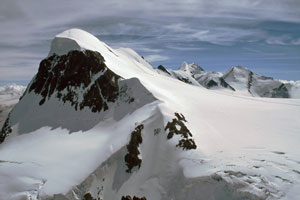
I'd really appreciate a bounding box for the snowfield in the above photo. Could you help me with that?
[0,29,299,200]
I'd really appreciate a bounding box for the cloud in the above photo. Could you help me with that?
[144,55,169,62]
[136,48,162,53]
[266,36,300,45]
[292,38,300,45]
[165,23,265,45]
[0,0,300,81]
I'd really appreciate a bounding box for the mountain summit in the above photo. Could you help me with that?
[0,29,300,200]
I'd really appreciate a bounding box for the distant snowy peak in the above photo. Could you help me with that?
[157,63,234,91]
[157,64,299,98]
[223,66,291,98]
[178,62,204,75]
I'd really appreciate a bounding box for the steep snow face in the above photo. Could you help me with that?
[0,29,300,200]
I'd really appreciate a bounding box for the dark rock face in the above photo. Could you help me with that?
[247,71,253,94]
[220,78,235,91]
[207,80,218,88]
[206,78,235,91]
[272,84,290,98]
[29,50,120,112]
[121,195,147,200]
[157,65,171,75]
[0,117,11,143]
[83,193,96,200]
[165,113,197,150]
[125,124,144,173]
[177,77,193,84]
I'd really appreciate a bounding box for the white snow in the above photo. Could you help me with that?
[0,29,300,200]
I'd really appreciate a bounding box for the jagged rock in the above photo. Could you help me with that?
[0,117,11,143]
[207,80,218,88]
[157,65,171,75]
[84,193,96,200]
[176,138,197,150]
[177,77,193,84]
[121,195,147,200]
[272,84,289,98]
[219,77,235,91]
[165,112,197,150]
[29,50,120,112]
[125,124,144,173]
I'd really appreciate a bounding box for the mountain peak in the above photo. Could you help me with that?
[48,28,113,57]
[179,62,204,75]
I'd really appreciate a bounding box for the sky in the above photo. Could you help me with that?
[0,0,300,85]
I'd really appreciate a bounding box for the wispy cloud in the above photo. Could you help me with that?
[0,0,300,81]
[266,36,300,45]
[137,48,162,53]
[144,55,169,62]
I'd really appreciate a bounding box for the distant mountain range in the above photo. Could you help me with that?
[157,62,300,98]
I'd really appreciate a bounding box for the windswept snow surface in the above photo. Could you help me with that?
[0,29,300,200]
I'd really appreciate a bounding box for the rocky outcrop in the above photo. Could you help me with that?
[121,196,147,200]
[165,113,197,150]
[125,124,144,173]
[0,117,11,143]
[157,65,171,75]
[271,84,290,98]
[29,50,120,112]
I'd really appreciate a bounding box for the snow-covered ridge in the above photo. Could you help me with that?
[157,63,300,98]
[0,29,300,200]
[48,28,114,57]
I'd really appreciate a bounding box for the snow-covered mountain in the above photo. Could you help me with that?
[157,63,300,98]
[0,29,300,200]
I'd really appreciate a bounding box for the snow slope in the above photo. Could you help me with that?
[0,29,300,200]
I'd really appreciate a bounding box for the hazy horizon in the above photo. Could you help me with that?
[1,0,300,84]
